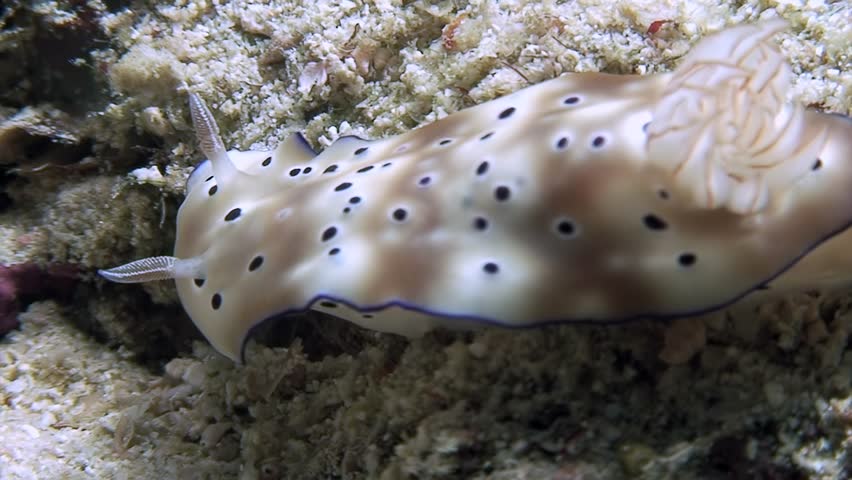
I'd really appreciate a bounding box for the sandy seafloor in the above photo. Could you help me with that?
[1,0,851,478]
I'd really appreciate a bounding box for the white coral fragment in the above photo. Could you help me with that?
[646,20,827,214]
[130,166,165,185]
[298,61,328,94]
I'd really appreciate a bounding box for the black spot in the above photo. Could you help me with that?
[335,182,353,192]
[563,96,580,105]
[812,159,822,171]
[494,185,511,202]
[354,147,369,155]
[591,136,606,148]
[248,256,264,271]
[483,262,500,274]
[473,217,488,231]
[194,278,205,287]
[555,219,575,236]
[224,208,242,221]
[208,185,218,196]
[343,207,351,214]
[205,176,214,182]
[382,162,392,168]
[392,208,408,222]
[658,189,670,200]
[261,157,272,166]
[418,176,431,186]
[320,301,337,308]
[321,226,338,242]
[357,165,374,173]
[678,252,697,267]
[476,161,489,176]
[289,168,301,177]
[439,139,452,145]
[329,247,340,256]
[498,107,516,119]
[323,165,338,174]
[643,214,668,231]
[303,166,312,174]
[349,196,362,204]
[556,137,569,149]
[480,132,494,141]
[211,293,222,310]
[362,314,374,319]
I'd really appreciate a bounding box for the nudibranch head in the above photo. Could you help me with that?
[100,20,852,362]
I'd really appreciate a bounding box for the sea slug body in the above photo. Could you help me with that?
[100,21,852,362]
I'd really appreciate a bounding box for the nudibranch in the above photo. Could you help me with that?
[100,20,852,362]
